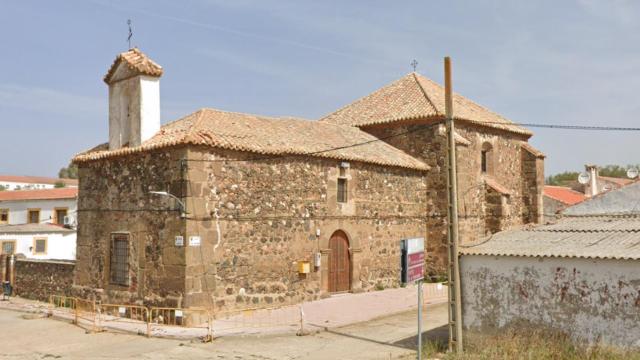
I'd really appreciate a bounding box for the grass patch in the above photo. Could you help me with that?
[422,326,640,360]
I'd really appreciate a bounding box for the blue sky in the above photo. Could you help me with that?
[1,0,639,177]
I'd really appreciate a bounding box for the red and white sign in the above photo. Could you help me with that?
[401,237,425,283]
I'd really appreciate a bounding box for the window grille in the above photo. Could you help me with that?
[1,241,15,254]
[110,233,130,286]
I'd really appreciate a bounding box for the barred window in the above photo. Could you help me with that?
[337,178,348,203]
[110,233,130,286]
[2,241,15,254]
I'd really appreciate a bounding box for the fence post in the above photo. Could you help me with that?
[74,298,79,325]
[297,305,306,336]
[146,308,151,338]
[207,311,213,342]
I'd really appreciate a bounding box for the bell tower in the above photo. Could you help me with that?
[103,48,163,150]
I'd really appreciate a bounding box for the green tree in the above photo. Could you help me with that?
[54,181,66,188]
[58,162,78,179]
[545,171,580,186]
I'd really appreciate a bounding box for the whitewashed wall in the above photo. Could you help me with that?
[461,255,640,348]
[0,198,77,225]
[0,232,76,260]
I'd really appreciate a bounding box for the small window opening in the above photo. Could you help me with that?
[337,178,348,203]
[110,233,130,286]
[34,238,47,254]
[481,151,488,173]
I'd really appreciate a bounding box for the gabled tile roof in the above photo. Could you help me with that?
[74,108,429,171]
[544,185,586,206]
[320,73,532,137]
[0,188,78,201]
[103,48,163,84]
[460,215,640,260]
[0,175,77,186]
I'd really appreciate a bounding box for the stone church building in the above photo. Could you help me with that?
[72,49,543,310]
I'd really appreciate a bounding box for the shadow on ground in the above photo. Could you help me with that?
[326,325,449,351]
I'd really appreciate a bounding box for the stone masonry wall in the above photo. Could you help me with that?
[364,121,543,275]
[14,259,75,302]
[74,147,188,307]
[183,146,427,311]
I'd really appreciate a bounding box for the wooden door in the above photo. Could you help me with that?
[329,230,350,292]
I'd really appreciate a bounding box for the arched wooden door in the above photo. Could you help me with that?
[329,230,350,293]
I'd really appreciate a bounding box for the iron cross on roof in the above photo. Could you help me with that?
[127,19,133,49]
[410,59,418,72]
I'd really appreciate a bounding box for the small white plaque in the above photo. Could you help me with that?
[437,283,443,290]
[189,236,201,247]
[175,236,184,247]
[175,310,183,318]
[118,306,126,315]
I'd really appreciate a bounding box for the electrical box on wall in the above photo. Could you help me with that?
[314,253,321,267]
[298,260,311,274]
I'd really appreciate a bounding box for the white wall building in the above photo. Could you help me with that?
[0,175,78,191]
[0,188,77,260]
[0,224,76,260]
[460,182,640,348]
[0,188,77,226]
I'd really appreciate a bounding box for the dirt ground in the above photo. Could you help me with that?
[0,302,448,360]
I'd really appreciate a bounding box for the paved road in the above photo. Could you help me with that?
[0,302,448,360]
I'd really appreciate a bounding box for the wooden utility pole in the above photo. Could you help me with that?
[444,56,464,353]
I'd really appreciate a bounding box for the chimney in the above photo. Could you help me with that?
[585,164,599,197]
[103,48,163,150]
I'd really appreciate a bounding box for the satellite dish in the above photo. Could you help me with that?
[627,168,639,179]
[578,172,590,185]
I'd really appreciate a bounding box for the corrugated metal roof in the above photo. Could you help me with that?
[460,216,640,260]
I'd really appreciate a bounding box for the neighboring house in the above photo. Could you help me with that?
[581,165,633,197]
[0,188,77,260]
[0,175,78,191]
[0,188,78,226]
[542,185,586,222]
[71,49,543,311]
[459,181,640,348]
[0,223,76,260]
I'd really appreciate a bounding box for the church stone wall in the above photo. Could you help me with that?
[182,146,427,311]
[364,121,543,276]
[74,145,427,311]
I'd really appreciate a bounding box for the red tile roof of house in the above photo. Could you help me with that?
[103,48,163,84]
[73,108,430,171]
[320,72,533,137]
[0,175,77,186]
[0,188,78,201]
[544,185,586,205]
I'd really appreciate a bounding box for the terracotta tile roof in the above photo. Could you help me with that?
[320,73,532,137]
[0,188,78,201]
[485,176,511,195]
[521,143,545,158]
[544,186,586,206]
[0,175,77,186]
[103,48,163,84]
[74,108,429,171]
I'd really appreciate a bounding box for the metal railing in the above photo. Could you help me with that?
[46,295,305,340]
